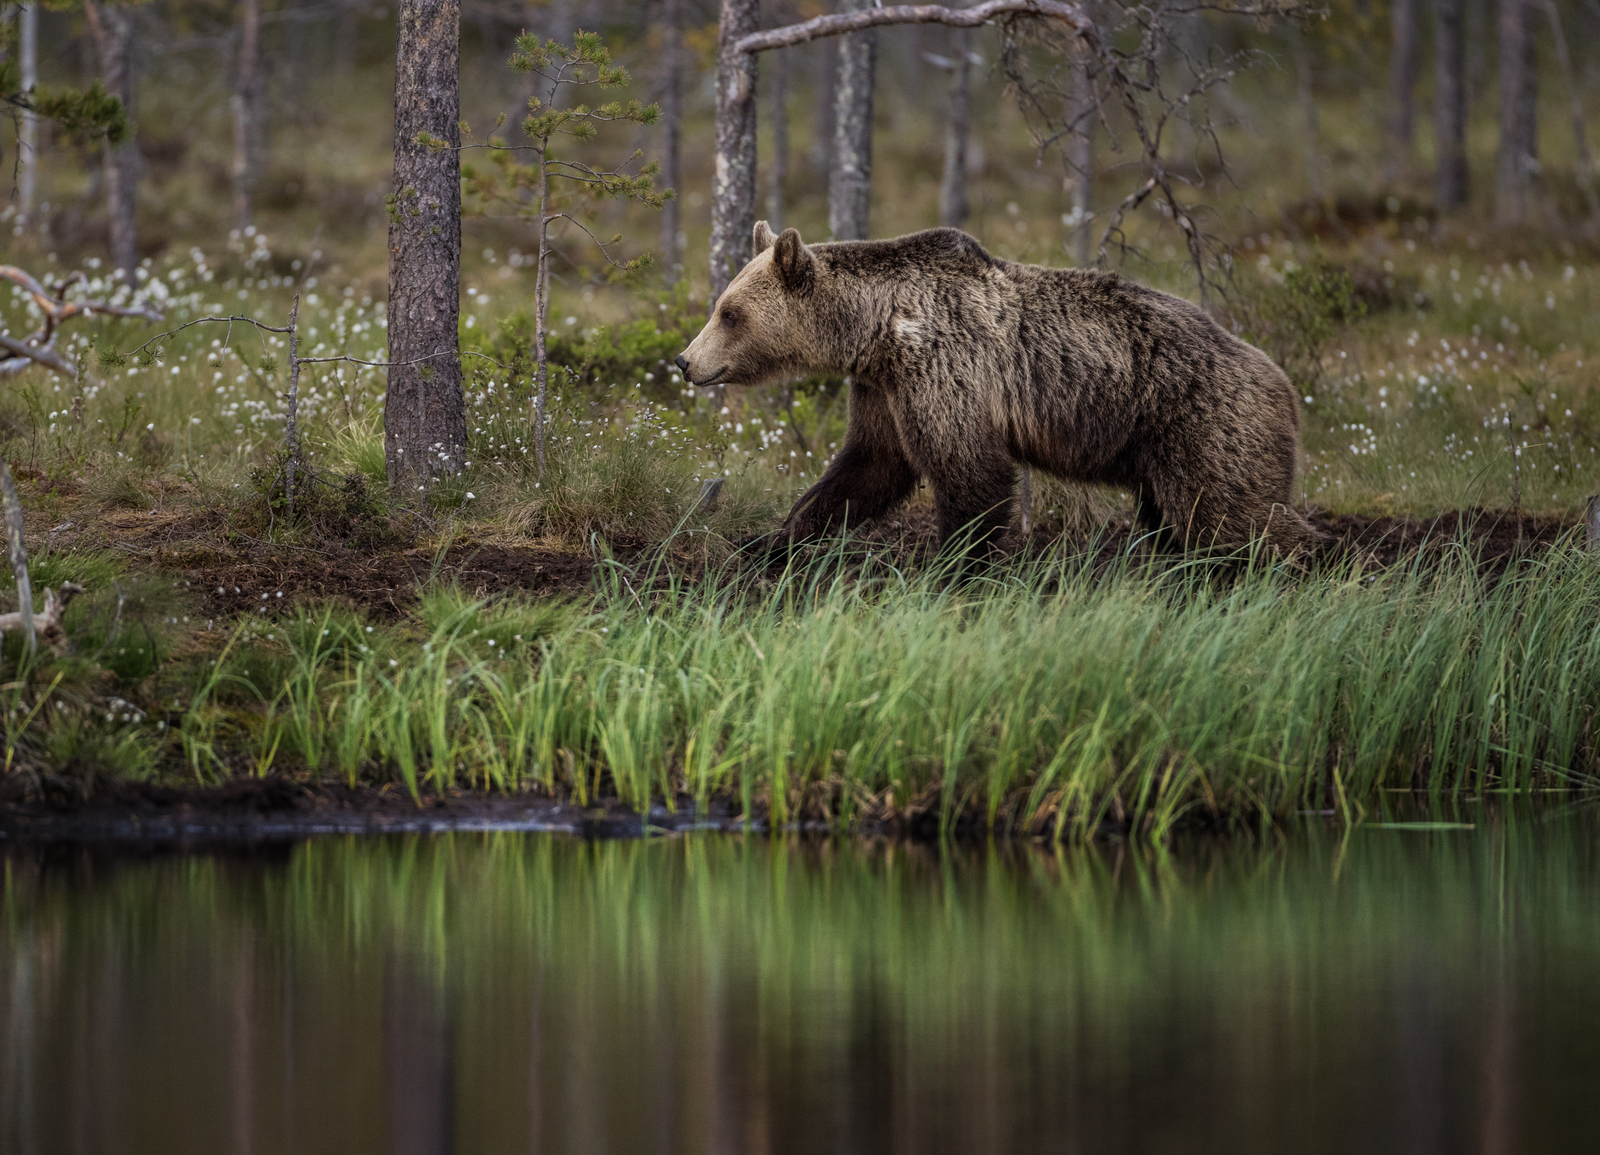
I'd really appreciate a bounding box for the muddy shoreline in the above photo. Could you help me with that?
[0,780,770,843]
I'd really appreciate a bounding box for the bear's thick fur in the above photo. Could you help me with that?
[676,222,1321,557]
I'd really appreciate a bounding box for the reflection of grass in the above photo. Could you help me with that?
[10,538,1594,829]
[6,817,1598,1152]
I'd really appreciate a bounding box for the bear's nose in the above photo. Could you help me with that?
[674,355,689,373]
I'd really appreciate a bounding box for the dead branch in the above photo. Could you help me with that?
[1000,0,1297,303]
[732,0,1094,55]
[0,584,86,653]
[0,265,164,380]
[0,332,77,379]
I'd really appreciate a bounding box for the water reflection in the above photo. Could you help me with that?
[2,813,1599,1155]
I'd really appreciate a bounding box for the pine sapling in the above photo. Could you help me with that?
[454,30,672,476]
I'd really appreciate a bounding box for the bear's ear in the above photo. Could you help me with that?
[752,220,776,255]
[773,228,816,296]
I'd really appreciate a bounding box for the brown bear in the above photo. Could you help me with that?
[676,221,1321,559]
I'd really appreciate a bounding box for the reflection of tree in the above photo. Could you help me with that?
[384,946,456,1155]
[1480,977,1515,1155]
[232,930,255,1155]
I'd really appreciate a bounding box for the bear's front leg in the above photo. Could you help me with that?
[779,383,918,543]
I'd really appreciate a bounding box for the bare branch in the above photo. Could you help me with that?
[0,266,163,325]
[0,332,77,379]
[733,0,1094,54]
[544,214,631,268]
[122,314,291,361]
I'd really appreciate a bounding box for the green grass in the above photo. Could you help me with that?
[7,533,1597,833]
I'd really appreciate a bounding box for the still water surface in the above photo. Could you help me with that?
[2,811,1598,1154]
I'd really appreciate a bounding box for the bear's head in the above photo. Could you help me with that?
[675,221,821,389]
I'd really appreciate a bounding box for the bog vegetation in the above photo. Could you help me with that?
[3,4,1600,829]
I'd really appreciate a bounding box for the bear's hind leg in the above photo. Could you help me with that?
[1151,473,1322,558]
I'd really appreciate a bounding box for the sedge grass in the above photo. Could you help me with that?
[151,535,1600,834]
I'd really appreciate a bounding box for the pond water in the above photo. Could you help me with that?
[2,809,1598,1154]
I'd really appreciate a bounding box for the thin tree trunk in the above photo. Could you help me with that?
[829,0,876,240]
[710,0,760,301]
[1495,0,1537,224]
[1435,0,1470,210]
[938,30,971,229]
[335,0,359,73]
[767,37,788,231]
[659,0,683,281]
[1542,0,1600,222]
[1386,0,1418,184]
[18,3,37,223]
[83,0,139,279]
[535,168,552,476]
[811,39,837,170]
[1466,0,1488,92]
[385,0,467,489]
[232,0,264,231]
[1069,42,1094,264]
[1296,34,1321,199]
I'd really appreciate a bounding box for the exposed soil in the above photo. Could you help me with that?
[859,503,1576,579]
[0,776,753,842]
[87,504,1588,621]
[174,541,598,621]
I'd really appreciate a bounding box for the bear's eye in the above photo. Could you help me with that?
[720,309,738,326]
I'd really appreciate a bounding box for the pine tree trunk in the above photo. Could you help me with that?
[811,40,837,171]
[767,39,788,231]
[18,3,37,223]
[938,30,971,229]
[232,0,264,231]
[1435,0,1470,210]
[659,0,683,281]
[1297,34,1321,199]
[1386,0,1418,184]
[829,0,876,240]
[1495,0,1537,224]
[84,0,139,279]
[385,0,466,489]
[1541,0,1600,221]
[1069,44,1094,264]
[710,0,760,301]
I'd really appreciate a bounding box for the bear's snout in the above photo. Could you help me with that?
[674,355,689,373]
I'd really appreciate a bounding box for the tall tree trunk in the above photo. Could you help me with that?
[1495,0,1538,224]
[709,0,760,301]
[1069,43,1094,264]
[829,0,876,240]
[1541,0,1600,222]
[232,0,264,231]
[767,37,788,231]
[1435,0,1470,210]
[811,39,837,171]
[1296,33,1321,200]
[18,3,37,223]
[83,0,139,279]
[659,0,683,281]
[335,0,359,73]
[1467,0,1489,92]
[1386,0,1419,184]
[938,30,971,229]
[385,0,467,488]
